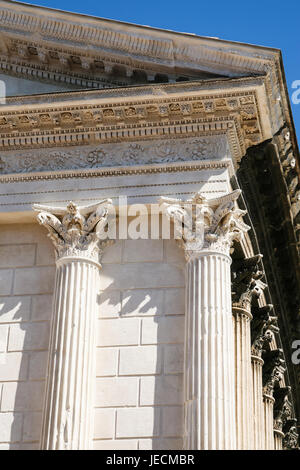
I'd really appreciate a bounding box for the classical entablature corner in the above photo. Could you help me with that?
[0,0,299,451]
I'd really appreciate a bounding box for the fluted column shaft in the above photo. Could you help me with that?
[40,256,100,449]
[274,430,284,450]
[233,307,254,449]
[160,189,250,450]
[33,199,112,450]
[184,252,236,449]
[263,394,275,450]
[251,355,264,449]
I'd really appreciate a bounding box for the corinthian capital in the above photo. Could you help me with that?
[33,200,113,263]
[262,349,286,396]
[160,189,250,259]
[232,254,265,311]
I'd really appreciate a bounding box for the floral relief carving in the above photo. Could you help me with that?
[0,136,228,174]
[160,189,250,259]
[33,200,113,262]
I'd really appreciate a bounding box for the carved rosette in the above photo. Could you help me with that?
[33,200,113,264]
[160,189,250,260]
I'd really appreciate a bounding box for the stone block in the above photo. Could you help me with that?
[28,351,48,380]
[97,290,121,319]
[0,244,36,268]
[0,270,13,296]
[164,344,184,374]
[0,325,8,353]
[119,346,162,376]
[121,289,164,317]
[93,439,138,450]
[116,407,160,438]
[96,348,118,377]
[162,406,183,437]
[138,438,183,450]
[164,288,185,315]
[13,266,55,295]
[141,316,184,345]
[164,240,185,263]
[123,240,163,262]
[31,295,53,322]
[101,240,122,264]
[8,322,50,352]
[100,263,184,290]
[94,408,115,439]
[0,352,29,381]
[0,224,42,245]
[140,375,183,406]
[95,377,138,407]
[97,318,139,347]
[35,240,55,266]
[22,411,42,442]
[0,296,31,323]
[0,412,22,442]
[1,381,45,411]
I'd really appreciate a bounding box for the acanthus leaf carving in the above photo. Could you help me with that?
[160,188,250,260]
[0,136,228,175]
[283,419,299,449]
[33,200,113,263]
[262,349,286,397]
[231,254,265,311]
[251,304,274,357]
[273,386,291,433]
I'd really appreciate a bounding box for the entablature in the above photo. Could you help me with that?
[0,78,273,167]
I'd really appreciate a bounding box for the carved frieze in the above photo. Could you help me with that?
[0,136,228,175]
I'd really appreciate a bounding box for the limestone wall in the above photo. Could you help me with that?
[0,223,54,450]
[0,224,186,450]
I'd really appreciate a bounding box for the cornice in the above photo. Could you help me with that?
[0,75,266,106]
[0,1,278,76]
[0,0,289,141]
[0,3,294,209]
[0,80,272,167]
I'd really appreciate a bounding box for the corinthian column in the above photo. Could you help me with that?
[33,200,113,450]
[231,255,263,449]
[262,348,285,450]
[250,304,273,449]
[161,189,250,450]
[273,386,291,450]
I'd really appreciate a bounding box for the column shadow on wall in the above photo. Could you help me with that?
[0,297,50,450]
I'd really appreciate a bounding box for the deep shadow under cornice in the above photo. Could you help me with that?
[0,74,267,106]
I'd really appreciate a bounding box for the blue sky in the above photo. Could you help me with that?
[24,0,300,142]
